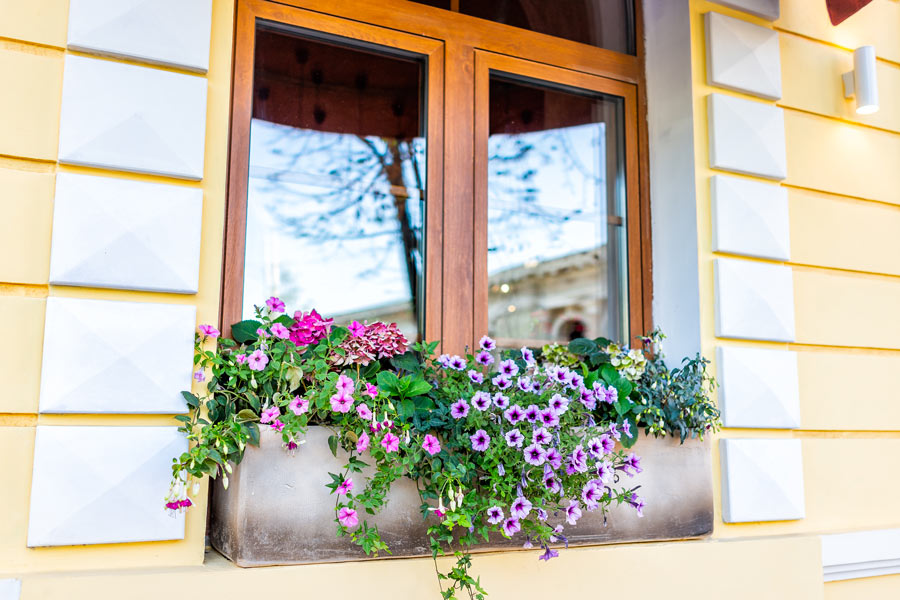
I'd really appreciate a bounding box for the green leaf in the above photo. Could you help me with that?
[593,336,613,349]
[398,399,415,420]
[327,434,339,458]
[235,409,258,423]
[376,371,401,394]
[568,337,597,356]
[390,351,421,373]
[405,377,432,398]
[274,314,294,327]
[181,391,200,409]
[612,377,633,399]
[614,396,633,416]
[174,414,192,423]
[600,363,619,384]
[231,319,262,343]
[244,422,260,447]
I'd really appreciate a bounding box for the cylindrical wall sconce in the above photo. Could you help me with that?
[842,45,879,115]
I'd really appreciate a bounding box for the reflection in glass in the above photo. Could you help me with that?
[486,77,627,348]
[410,0,635,54]
[243,28,426,340]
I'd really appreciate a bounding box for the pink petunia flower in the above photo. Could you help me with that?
[501,517,521,537]
[270,323,290,339]
[338,507,359,528]
[336,478,354,496]
[422,434,441,456]
[260,406,280,424]
[198,324,220,338]
[336,374,355,395]
[269,420,285,432]
[235,353,247,365]
[348,320,366,338]
[289,395,309,416]
[330,393,354,413]
[356,432,370,453]
[248,349,269,371]
[365,383,379,399]
[256,327,270,339]
[356,403,373,420]
[193,371,205,383]
[265,296,285,313]
[381,432,400,453]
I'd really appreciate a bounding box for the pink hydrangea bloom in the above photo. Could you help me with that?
[266,296,285,313]
[289,395,309,416]
[356,432,370,453]
[348,320,366,337]
[198,324,220,338]
[260,406,280,424]
[422,434,441,456]
[333,321,408,366]
[248,349,269,371]
[338,507,358,528]
[381,432,400,453]
[290,310,333,346]
[270,323,290,339]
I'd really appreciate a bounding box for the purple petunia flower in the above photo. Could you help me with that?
[539,547,559,561]
[532,427,552,446]
[498,359,519,377]
[492,392,510,409]
[448,355,466,371]
[531,381,542,394]
[539,407,560,428]
[627,493,645,517]
[543,473,561,494]
[468,369,485,384]
[536,508,548,521]
[505,429,525,448]
[510,496,532,519]
[568,445,588,473]
[523,443,547,466]
[579,387,597,410]
[486,505,504,524]
[595,460,614,483]
[504,404,526,425]
[193,370,205,383]
[622,419,633,438]
[622,452,642,476]
[599,433,616,454]
[501,517,521,536]
[566,500,582,525]
[568,373,584,390]
[548,394,569,415]
[450,399,470,419]
[587,437,604,459]
[608,423,621,441]
[471,391,492,411]
[545,447,563,470]
[492,374,512,390]
[475,351,494,366]
[554,368,570,385]
[582,481,603,510]
[604,386,619,405]
[470,429,491,452]
[524,404,540,423]
[437,354,451,368]
[479,335,497,351]
[517,376,532,392]
[521,346,535,365]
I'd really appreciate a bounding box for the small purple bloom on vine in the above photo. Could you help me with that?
[470,429,491,452]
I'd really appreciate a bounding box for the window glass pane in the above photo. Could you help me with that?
[244,27,426,340]
[486,76,628,348]
[409,0,635,54]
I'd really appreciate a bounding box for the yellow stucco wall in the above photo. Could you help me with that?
[1,0,897,597]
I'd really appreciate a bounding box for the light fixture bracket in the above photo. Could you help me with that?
[842,71,855,99]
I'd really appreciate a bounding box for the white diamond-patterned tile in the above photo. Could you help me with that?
[708,93,787,180]
[720,438,804,523]
[0,580,20,600]
[705,11,781,99]
[27,426,186,546]
[67,0,212,72]
[39,297,195,414]
[709,0,780,20]
[711,175,790,261]
[58,55,207,180]
[49,172,203,294]
[717,345,800,428]
[714,257,795,342]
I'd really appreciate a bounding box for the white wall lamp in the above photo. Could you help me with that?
[842,45,879,115]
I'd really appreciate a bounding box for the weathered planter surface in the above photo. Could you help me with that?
[210,426,712,567]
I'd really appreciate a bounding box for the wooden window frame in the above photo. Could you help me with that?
[223,0,652,352]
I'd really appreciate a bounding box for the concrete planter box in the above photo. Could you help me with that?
[210,426,713,567]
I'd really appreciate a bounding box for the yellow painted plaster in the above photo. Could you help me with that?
[789,187,900,277]
[0,0,70,49]
[826,573,900,599]
[0,168,54,284]
[0,297,45,414]
[15,536,824,600]
[0,46,63,160]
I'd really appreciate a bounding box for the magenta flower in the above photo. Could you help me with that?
[623,452,642,476]
[520,346,535,365]
[290,309,333,346]
[479,336,496,351]
[348,320,366,338]
[337,478,354,496]
[356,403,373,420]
[260,405,280,424]
[468,370,484,384]
[628,493,646,517]
[579,387,597,410]
[193,370,205,383]
[566,500,583,525]
[570,445,588,472]
[523,444,546,466]
[198,324,220,338]
[543,473,561,494]
[381,432,400,453]
[599,434,616,455]
[289,395,309,415]
[498,359,519,377]
[336,374,355,395]
[356,432,370,453]
[504,404,525,425]
[471,391,491,411]
[270,323,290,339]
[470,429,491,452]
[448,355,466,370]
[265,296,285,313]
[545,448,563,470]
[338,507,359,528]
[492,374,512,390]
[548,394,569,415]
[510,496,532,519]
[505,429,525,448]
[622,420,633,438]
[582,481,603,510]
[235,353,247,365]
[450,399,470,419]
[247,349,269,371]
[422,434,441,456]
[539,547,559,561]
[330,393,354,413]
[269,420,285,432]
[539,407,560,428]
[486,505,504,524]
[492,392,509,409]
[475,351,494,366]
[501,517,521,537]
[532,427,552,446]
[604,386,618,405]
[516,376,532,392]
[595,460,614,483]
[437,354,451,367]
[524,405,540,423]
[365,383,379,399]
[256,327,270,339]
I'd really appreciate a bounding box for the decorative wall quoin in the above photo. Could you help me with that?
[705,11,781,100]
[708,93,787,180]
[38,297,195,414]
[716,345,800,428]
[709,0,780,20]
[49,172,203,294]
[0,579,20,600]
[714,257,795,342]
[711,175,790,261]
[720,438,805,523]
[67,0,213,72]
[57,55,208,180]
[821,528,900,582]
[27,426,186,547]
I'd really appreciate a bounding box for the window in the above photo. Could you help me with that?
[223,0,649,352]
